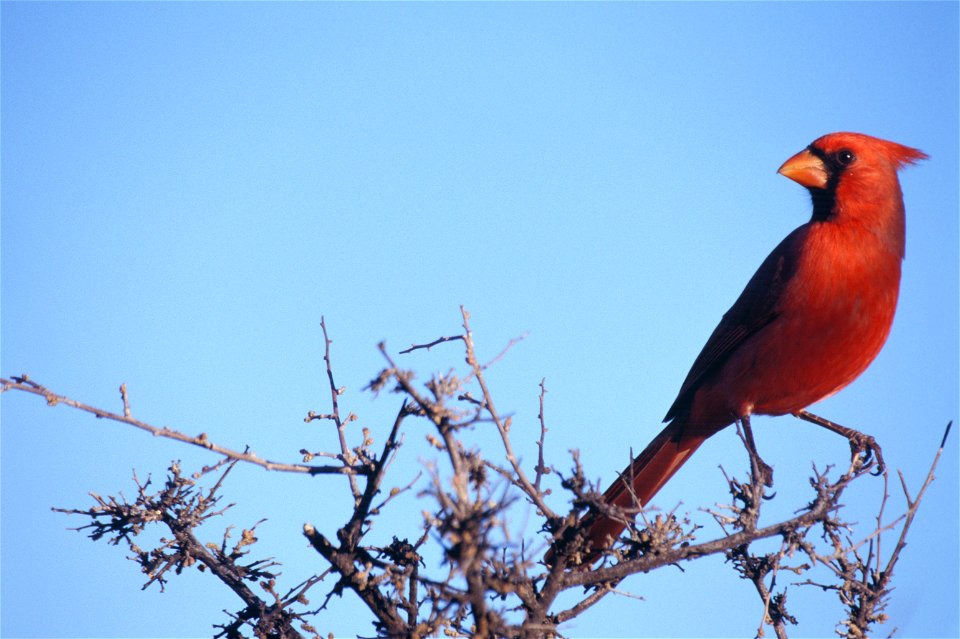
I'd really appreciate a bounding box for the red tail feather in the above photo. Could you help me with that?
[583,424,707,551]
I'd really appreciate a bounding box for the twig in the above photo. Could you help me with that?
[399,334,465,354]
[881,422,951,582]
[342,401,408,547]
[458,307,556,520]
[745,541,791,639]
[479,331,529,372]
[319,317,362,500]
[376,343,470,490]
[873,468,889,578]
[2,376,365,476]
[534,378,550,493]
[552,582,617,624]
[119,383,132,418]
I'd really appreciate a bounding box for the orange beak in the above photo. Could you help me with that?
[778,148,828,189]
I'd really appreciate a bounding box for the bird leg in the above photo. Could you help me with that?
[738,415,775,487]
[792,409,885,475]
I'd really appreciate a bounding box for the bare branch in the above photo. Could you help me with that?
[317,316,362,500]
[534,378,550,494]
[2,376,366,477]
[458,307,556,521]
[399,333,465,354]
[14,314,946,638]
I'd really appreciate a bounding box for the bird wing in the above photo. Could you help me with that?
[663,225,807,422]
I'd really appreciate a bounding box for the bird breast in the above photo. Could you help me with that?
[723,220,901,418]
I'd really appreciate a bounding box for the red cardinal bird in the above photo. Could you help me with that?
[561,132,926,561]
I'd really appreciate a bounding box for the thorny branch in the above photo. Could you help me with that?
[2,375,366,477]
[53,461,318,639]
[792,421,953,638]
[3,312,950,638]
[306,316,363,500]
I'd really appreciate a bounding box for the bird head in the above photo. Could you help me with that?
[777,133,927,239]
[778,132,927,191]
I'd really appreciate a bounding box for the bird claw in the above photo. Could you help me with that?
[793,410,886,477]
[848,432,885,475]
[756,458,775,488]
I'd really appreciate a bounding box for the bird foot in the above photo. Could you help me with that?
[793,410,885,476]
[736,415,775,488]
[755,457,775,488]
[848,431,886,476]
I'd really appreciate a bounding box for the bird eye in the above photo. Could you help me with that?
[835,149,856,166]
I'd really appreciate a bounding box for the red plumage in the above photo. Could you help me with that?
[568,132,926,559]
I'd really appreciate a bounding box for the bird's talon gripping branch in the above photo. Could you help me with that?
[853,433,886,476]
[793,409,886,475]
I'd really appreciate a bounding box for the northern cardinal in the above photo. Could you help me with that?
[557,132,926,562]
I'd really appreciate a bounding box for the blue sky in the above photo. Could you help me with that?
[2,2,957,637]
